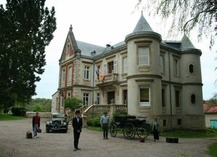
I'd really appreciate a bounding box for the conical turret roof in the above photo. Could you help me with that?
[181,34,195,50]
[133,12,153,32]
[125,12,161,42]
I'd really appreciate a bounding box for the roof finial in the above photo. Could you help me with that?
[69,25,73,32]
[141,10,143,15]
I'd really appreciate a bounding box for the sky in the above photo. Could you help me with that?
[1,0,216,100]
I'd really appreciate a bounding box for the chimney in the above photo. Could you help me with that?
[106,44,111,48]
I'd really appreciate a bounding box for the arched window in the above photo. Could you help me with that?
[191,94,196,104]
[189,64,194,73]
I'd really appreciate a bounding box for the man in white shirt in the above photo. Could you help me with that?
[100,112,110,139]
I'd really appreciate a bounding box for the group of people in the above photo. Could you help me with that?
[32,111,160,151]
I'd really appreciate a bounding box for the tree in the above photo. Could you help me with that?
[205,93,217,104]
[65,98,82,111]
[135,0,217,48]
[65,97,82,120]
[25,98,51,112]
[0,0,56,109]
[33,104,45,112]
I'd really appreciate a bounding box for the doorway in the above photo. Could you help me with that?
[107,91,115,104]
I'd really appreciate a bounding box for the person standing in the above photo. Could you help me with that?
[152,118,160,141]
[32,112,40,138]
[100,112,110,139]
[72,110,83,151]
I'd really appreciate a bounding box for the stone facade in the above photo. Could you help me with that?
[53,13,205,130]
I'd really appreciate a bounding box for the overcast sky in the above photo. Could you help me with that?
[1,0,216,100]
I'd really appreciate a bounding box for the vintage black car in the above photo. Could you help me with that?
[46,113,68,133]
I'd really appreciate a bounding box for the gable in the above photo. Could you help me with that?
[60,35,77,62]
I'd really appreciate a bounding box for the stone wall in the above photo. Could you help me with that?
[26,112,51,118]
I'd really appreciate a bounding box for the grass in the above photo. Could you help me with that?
[86,126,102,132]
[208,142,217,157]
[0,114,25,120]
[160,128,217,138]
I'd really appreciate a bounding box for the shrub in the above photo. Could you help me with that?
[111,112,129,124]
[33,104,45,112]
[87,117,101,127]
[11,106,26,116]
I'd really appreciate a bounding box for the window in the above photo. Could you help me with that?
[138,47,149,65]
[84,66,90,80]
[163,119,166,127]
[174,59,180,77]
[66,44,70,57]
[123,57,128,73]
[67,66,72,84]
[162,89,165,107]
[103,63,107,75]
[160,55,164,74]
[96,93,100,104]
[96,65,101,80]
[140,88,150,106]
[191,94,196,104]
[189,64,194,73]
[83,93,89,105]
[123,90,127,104]
[62,68,66,82]
[108,61,114,74]
[114,60,118,73]
[177,119,182,125]
[175,90,180,107]
[67,91,71,98]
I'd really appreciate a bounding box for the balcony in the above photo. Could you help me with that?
[96,73,119,87]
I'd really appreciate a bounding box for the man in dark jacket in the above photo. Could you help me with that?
[32,112,40,138]
[72,110,83,151]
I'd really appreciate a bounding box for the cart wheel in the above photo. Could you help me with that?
[137,127,149,139]
[110,124,117,137]
[123,122,135,140]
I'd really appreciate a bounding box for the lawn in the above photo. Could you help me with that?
[0,114,25,120]
[208,142,217,157]
[160,128,217,138]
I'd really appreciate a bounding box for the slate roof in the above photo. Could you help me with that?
[203,104,217,113]
[133,12,153,32]
[77,41,105,57]
[63,14,199,59]
[181,34,195,51]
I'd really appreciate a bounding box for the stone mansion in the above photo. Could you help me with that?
[52,13,205,130]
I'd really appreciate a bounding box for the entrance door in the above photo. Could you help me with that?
[107,91,115,104]
[210,120,217,129]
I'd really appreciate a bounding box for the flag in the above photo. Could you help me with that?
[99,71,105,82]
[96,69,105,82]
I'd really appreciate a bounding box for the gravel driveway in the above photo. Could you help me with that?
[0,118,216,157]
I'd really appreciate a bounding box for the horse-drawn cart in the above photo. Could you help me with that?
[110,115,151,140]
